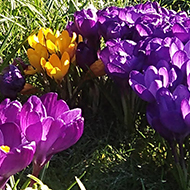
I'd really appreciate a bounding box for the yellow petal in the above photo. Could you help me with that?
[27,49,42,71]
[46,32,57,44]
[78,34,83,43]
[55,36,67,55]
[50,67,63,82]
[40,57,47,69]
[61,51,70,76]
[35,43,49,60]
[66,43,76,58]
[49,54,62,69]
[61,30,70,40]
[46,39,57,54]
[38,28,46,46]
[28,34,38,49]
[71,32,77,43]
[42,28,53,38]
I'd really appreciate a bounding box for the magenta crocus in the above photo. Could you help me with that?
[19,92,84,177]
[0,123,36,189]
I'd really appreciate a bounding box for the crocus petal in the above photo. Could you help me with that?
[40,92,69,118]
[0,141,36,177]
[172,50,188,68]
[0,123,21,148]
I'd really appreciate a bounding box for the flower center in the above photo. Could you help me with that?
[0,145,10,153]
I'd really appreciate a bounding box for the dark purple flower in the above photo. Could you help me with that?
[76,42,98,71]
[147,85,190,142]
[66,21,81,37]
[0,122,36,189]
[19,92,84,177]
[99,39,145,82]
[0,65,25,99]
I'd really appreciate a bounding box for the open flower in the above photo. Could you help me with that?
[19,92,84,177]
[0,123,36,189]
[0,65,25,99]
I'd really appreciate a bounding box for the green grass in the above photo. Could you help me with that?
[1,0,190,190]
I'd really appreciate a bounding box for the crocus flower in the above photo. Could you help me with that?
[74,8,100,49]
[76,42,98,71]
[19,92,84,177]
[41,52,70,82]
[0,65,25,99]
[0,122,36,189]
[99,39,145,82]
[97,6,130,41]
[27,28,78,82]
[146,85,190,142]
[129,65,183,102]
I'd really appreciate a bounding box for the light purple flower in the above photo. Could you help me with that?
[0,123,35,189]
[19,92,84,177]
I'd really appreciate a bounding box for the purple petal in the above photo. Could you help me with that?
[144,66,158,87]
[0,141,35,177]
[40,93,69,118]
[0,123,21,148]
[25,121,42,143]
[172,50,188,68]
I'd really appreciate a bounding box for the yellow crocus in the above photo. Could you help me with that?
[41,52,70,82]
[27,43,49,72]
[55,31,77,57]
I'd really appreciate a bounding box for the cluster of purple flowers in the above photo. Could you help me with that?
[0,92,84,189]
[68,1,190,143]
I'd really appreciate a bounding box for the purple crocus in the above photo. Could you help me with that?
[129,65,183,102]
[19,92,84,177]
[0,65,25,99]
[0,122,36,189]
[74,8,100,48]
[147,85,190,142]
[76,42,98,71]
[99,39,145,83]
[97,6,130,41]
